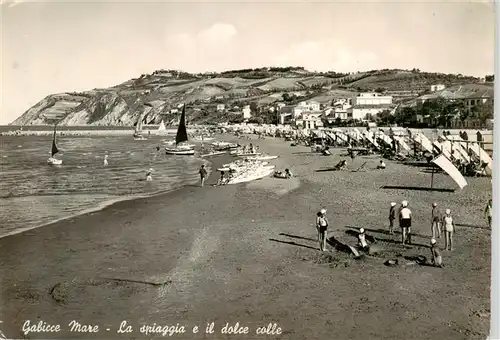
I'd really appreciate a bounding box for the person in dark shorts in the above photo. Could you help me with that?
[399,200,412,245]
[316,209,329,251]
[199,165,208,187]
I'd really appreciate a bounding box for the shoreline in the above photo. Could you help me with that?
[0,153,217,240]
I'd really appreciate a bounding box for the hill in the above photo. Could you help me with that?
[11,67,483,126]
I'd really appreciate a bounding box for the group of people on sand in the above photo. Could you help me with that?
[315,198,492,268]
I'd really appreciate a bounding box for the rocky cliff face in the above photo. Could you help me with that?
[10,68,481,126]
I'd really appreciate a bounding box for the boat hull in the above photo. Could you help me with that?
[165,148,195,155]
[228,166,275,184]
[244,155,278,161]
[47,157,62,165]
[201,151,226,157]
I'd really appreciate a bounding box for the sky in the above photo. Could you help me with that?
[0,0,496,124]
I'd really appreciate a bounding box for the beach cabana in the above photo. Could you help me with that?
[432,154,468,189]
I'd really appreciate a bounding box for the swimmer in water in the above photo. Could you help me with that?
[103,155,108,166]
[146,168,153,181]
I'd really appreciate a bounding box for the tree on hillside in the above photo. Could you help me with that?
[485,75,495,82]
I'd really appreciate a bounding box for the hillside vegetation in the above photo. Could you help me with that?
[11,67,483,126]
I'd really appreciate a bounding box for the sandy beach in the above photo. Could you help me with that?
[0,134,491,340]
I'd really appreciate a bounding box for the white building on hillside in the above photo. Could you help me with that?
[347,92,393,120]
[242,105,252,119]
[353,93,393,106]
[295,112,323,129]
[430,84,446,92]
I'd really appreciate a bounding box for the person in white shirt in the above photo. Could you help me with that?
[443,209,455,251]
[103,154,108,166]
[316,209,329,251]
[399,200,412,245]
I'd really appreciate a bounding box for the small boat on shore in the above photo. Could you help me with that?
[201,151,226,157]
[165,105,195,156]
[212,141,239,151]
[47,125,62,165]
[244,155,278,161]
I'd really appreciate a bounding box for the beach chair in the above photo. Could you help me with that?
[333,160,347,171]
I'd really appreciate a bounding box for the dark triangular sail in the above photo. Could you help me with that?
[51,125,59,157]
[175,105,188,145]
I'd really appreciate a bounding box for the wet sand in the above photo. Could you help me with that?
[0,135,491,339]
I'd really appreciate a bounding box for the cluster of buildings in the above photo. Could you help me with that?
[208,83,494,129]
[275,92,395,129]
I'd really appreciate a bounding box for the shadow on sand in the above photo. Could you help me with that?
[456,223,490,230]
[381,185,455,193]
[315,168,337,172]
[279,233,316,242]
[272,233,363,258]
[269,238,318,250]
[344,226,429,248]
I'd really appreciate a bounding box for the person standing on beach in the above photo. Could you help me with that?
[103,155,108,166]
[485,199,492,228]
[199,165,208,187]
[316,209,329,251]
[399,201,412,245]
[443,209,455,251]
[431,203,442,239]
[389,202,397,235]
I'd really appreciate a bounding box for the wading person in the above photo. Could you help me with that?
[430,239,443,268]
[146,168,153,181]
[485,199,492,228]
[103,154,108,166]
[443,209,455,251]
[316,209,329,251]
[199,165,208,187]
[399,201,412,245]
[389,202,397,235]
[431,202,442,239]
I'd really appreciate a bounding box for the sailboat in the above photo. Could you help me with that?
[133,119,148,140]
[165,105,195,155]
[157,120,167,135]
[47,125,63,165]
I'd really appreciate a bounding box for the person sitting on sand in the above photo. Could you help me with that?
[285,169,292,178]
[156,146,160,152]
[146,168,153,181]
[443,209,455,251]
[103,154,108,166]
[216,171,228,186]
[316,209,329,252]
[430,238,443,267]
[377,160,386,169]
[358,228,369,250]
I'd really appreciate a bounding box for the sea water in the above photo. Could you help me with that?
[0,133,209,238]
